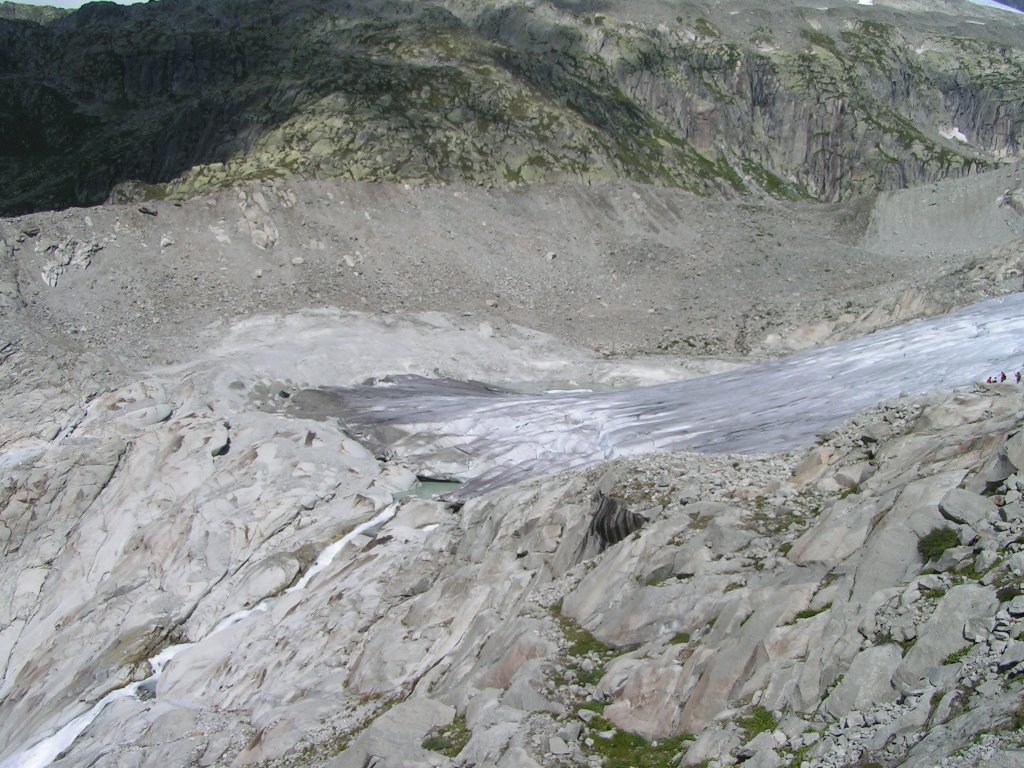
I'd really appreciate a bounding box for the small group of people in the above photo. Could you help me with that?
[985,371,1023,384]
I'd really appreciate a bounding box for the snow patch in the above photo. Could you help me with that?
[940,125,970,144]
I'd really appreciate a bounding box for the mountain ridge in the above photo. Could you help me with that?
[1,0,1022,214]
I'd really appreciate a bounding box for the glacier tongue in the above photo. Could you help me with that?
[312,292,1024,494]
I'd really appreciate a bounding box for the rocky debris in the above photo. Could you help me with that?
[0,238,23,311]
[36,237,100,287]
[3,166,1023,369]
[1000,187,1024,216]
[238,188,279,250]
[474,386,1024,768]
[3,156,1024,768]
[327,698,455,768]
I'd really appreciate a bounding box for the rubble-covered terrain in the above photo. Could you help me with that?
[2,162,1023,368]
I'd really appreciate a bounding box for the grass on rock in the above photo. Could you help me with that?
[794,602,832,621]
[943,646,971,665]
[740,706,778,737]
[551,604,617,687]
[583,712,693,768]
[918,528,959,562]
[422,714,471,758]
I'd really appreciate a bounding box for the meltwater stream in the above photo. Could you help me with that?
[0,503,399,768]
[322,293,1024,495]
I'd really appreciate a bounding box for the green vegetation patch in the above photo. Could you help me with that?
[694,17,720,39]
[943,646,971,665]
[293,730,352,763]
[741,158,811,201]
[839,20,900,68]
[998,583,1023,603]
[839,484,861,499]
[794,602,832,621]
[292,696,401,762]
[800,28,843,59]
[740,706,778,737]
[918,527,960,562]
[1012,702,1024,731]
[557,611,613,658]
[583,712,693,768]
[750,26,773,46]
[786,741,816,766]
[422,714,471,758]
[553,605,617,686]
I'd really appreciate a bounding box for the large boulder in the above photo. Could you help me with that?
[602,661,689,739]
[822,644,902,718]
[894,584,998,691]
[328,698,455,768]
[938,488,996,528]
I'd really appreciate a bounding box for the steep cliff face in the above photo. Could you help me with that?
[0,1,68,23]
[484,8,1021,200]
[0,0,1021,214]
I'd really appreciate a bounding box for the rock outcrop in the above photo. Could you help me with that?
[3,304,1024,768]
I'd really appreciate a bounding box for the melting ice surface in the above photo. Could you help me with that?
[0,503,399,768]
[968,0,1024,13]
[331,293,1024,495]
